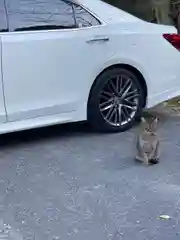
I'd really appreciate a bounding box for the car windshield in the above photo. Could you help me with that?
[0,2,8,32]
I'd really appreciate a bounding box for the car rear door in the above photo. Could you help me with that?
[0,2,8,123]
[1,0,113,122]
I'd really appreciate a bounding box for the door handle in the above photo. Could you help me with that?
[86,37,109,43]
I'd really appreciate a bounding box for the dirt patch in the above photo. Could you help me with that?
[143,97,180,121]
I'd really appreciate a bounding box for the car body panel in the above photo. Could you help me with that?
[0,0,179,134]
[1,25,115,122]
[0,39,6,123]
[76,0,142,24]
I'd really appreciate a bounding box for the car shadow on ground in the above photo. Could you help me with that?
[0,102,178,150]
[0,121,100,148]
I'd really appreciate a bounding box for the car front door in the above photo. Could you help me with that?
[1,0,112,122]
[0,3,8,123]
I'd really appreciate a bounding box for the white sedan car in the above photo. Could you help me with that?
[0,0,180,134]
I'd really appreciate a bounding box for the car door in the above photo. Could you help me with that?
[1,0,112,122]
[0,3,8,123]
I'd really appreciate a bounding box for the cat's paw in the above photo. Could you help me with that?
[149,158,159,165]
[135,156,144,162]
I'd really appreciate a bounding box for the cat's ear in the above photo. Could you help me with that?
[140,117,148,129]
[153,116,158,124]
[141,117,146,123]
[152,116,158,130]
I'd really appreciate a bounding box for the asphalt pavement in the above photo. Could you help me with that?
[0,115,179,240]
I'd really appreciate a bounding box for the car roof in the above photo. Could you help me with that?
[75,0,142,24]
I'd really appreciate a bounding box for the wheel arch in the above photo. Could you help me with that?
[87,63,148,111]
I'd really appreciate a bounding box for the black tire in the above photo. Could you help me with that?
[87,67,145,133]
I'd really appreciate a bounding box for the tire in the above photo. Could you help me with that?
[87,67,145,133]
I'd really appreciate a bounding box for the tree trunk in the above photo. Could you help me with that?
[152,0,172,24]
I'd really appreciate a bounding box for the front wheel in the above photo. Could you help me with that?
[87,67,145,133]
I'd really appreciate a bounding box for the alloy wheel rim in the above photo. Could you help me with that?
[99,74,140,127]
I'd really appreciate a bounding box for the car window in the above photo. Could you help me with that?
[0,2,8,32]
[6,0,76,32]
[73,4,101,28]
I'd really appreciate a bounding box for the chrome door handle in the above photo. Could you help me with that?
[86,37,109,43]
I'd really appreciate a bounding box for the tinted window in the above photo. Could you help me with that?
[0,2,8,32]
[6,0,76,31]
[73,4,101,28]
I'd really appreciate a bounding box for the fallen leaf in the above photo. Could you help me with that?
[159,215,171,220]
